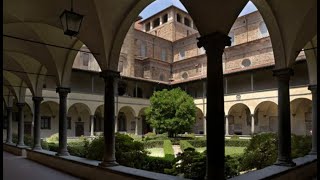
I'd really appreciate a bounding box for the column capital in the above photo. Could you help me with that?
[56,87,71,95]
[100,70,120,79]
[225,115,229,118]
[16,102,25,108]
[308,84,317,92]
[32,96,44,102]
[197,32,231,51]
[6,107,13,111]
[272,68,294,79]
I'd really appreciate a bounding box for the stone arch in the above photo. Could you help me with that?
[228,103,251,135]
[254,101,278,133]
[94,105,104,133]
[290,98,312,135]
[138,107,151,135]
[40,101,59,138]
[67,103,92,137]
[118,106,136,133]
[193,107,204,134]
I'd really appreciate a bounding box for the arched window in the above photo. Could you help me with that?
[259,22,269,38]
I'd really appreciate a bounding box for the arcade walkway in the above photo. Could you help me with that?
[3,151,80,180]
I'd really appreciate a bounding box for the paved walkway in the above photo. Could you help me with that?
[172,145,182,157]
[3,151,81,180]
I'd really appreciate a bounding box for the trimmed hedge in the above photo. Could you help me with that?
[163,140,175,161]
[180,140,194,151]
[225,139,249,147]
[187,140,206,147]
[143,140,164,149]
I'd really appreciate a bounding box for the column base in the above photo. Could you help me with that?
[6,141,14,145]
[309,150,317,155]
[56,150,70,156]
[274,159,296,167]
[32,146,43,151]
[98,160,119,167]
[16,143,27,148]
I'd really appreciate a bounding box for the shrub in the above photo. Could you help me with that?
[41,139,49,150]
[143,132,156,141]
[180,140,195,151]
[163,140,175,161]
[86,136,104,160]
[47,142,59,152]
[231,135,239,140]
[291,134,312,158]
[47,133,59,142]
[143,156,174,174]
[225,139,249,147]
[225,155,242,178]
[188,140,206,148]
[143,140,164,149]
[68,141,88,157]
[144,133,169,141]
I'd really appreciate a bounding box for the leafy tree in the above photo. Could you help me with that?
[145,88,196,137]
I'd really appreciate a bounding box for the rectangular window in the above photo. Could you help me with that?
[179,50,185,60]
[82,52,90,66]
[153,18,160,28]
[140,42,146,57]
[145,23,150,31]
[162,14,168,23]
[161,49,166,61]
[41,116,51,129]
[67,117,71,129]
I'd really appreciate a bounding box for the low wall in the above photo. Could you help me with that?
[3,143,27,156]
[26,149,184,180]
[229,155,317,180]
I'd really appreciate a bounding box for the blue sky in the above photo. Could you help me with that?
[139,0,257,20]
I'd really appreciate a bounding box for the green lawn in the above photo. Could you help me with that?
[146,148,164,157]
[196,147,246,156]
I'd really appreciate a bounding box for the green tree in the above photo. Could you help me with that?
[145,88,196,137]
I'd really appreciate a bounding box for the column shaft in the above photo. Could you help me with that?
[90,115,94,136]
[32,97,43,150]
[225,115,229,136]
[6,107,13,144]
[16,103,25,147]
[308,85,317,155]
[56,87,70,156]
[251,114,255,135]
[197,32,231,180]
[273,68,295,166]
[135,117,139,135]
[99,70,119,167]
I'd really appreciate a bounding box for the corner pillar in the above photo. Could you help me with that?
[308,85,317,155]
[16,102,26,147]
[273,68,295,166]
[99,70,119,167]
[32,97,44,150]
[56,87,70,156]
[6,107,13,144]
[197,32,231,180]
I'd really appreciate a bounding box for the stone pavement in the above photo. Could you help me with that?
[3,151,81,180]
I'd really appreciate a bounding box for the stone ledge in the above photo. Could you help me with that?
[25,149,185,180]
[229,155,317,180]
[3,143,27,156]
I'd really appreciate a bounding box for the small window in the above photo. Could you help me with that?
[259,22,269,38]
[229,32,234,46]
[67,117,71,129]
[241,59,251,67]
[177,14,181,23]
[145,23,150,31]
[182,72,188,79]
[179,50,185,60]
[184,18,190,27]
[140,42,147,57]
[162,14,168,23]
[41,116,51,129]
[159,74,164,81]
[153,18,160,28]
[82,53,89,66]
[161,49,166,61]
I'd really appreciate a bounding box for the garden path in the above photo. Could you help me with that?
[172,145,182,157]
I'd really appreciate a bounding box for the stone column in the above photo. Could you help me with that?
[308,85,317,155]
[16,102,25,147]
[115,116,118,132]
[56,87,70,156]
[251,114,255,135]
[6,107,13,144]
[273,68,295,166]
[99,70,119,167]
[90,115,94,136]
[135,117,139,135]
[225,115,229,136]
[203,116,206,135]
[32,97,43,150]
[197,32,231,180]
